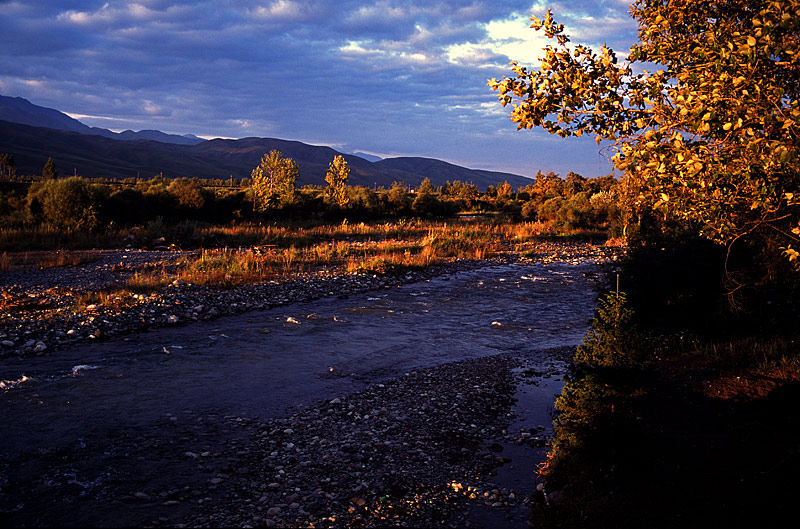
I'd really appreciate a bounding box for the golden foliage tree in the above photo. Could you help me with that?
[489,0,799,257]
[251,150,298,211]
[325,154,350,207]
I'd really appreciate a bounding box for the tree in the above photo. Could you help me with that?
[325,154,350,207]
[386,181,411,215]
[418,177,435,194]
[167,177,208,209]
[251,150,298,211]
[42,157,58,179]
[497,181,513,198]
[489,0,800,258]
[0,153,16,181]
[27,177,98,230]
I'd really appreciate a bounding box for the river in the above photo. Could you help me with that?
[0,259,605,527]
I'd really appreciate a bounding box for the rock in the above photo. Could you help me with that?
[266,506,281,516]
[1,340,14,347]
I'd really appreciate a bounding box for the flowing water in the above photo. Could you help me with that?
[0,259,605,526]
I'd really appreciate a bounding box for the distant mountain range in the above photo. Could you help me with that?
[0,95,532,189]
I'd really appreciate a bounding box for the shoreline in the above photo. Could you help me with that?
[1,242,621,358]
[0,247,609,528]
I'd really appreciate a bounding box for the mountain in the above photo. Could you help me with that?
[0,119,533,189]
[0,95,203,146]
[0,95,533,189]
[375,157,531,189]
[349,151,383,163]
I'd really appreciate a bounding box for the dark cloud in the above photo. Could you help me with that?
[0,0,637,177]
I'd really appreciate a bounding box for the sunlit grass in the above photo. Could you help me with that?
[106,220,527,289]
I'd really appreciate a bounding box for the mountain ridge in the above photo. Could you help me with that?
[0,95,533,189]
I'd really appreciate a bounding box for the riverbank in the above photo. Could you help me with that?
[530,344,800,528]
[1,251,607,528]
[0,241,621,358]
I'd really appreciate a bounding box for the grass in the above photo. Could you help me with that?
[0,250,99,269]
[3,220,612,316]
[106,219,546,290]
[0,226,126,250]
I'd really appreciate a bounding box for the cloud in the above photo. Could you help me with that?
[250,0,311,22]
[0,0,633,177]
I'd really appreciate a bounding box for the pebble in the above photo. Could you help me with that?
[182,354,527,528]
[0,244,621,358]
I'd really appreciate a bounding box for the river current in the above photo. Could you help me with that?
[0,259,604,526]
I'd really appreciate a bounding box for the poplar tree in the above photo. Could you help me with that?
[251,150,298,211]
[325,154,350,207]
[489,0,799,260]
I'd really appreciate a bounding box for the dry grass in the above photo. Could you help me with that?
[113,219,525,289]
[0,250,98,270]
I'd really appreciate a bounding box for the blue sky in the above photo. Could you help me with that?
[0,1,638,178]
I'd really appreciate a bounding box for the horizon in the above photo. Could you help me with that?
[0,1,639,178]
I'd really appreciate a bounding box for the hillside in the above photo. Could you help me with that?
[0,95,533,189]
[0,119,531,189]
[0,95,203,145]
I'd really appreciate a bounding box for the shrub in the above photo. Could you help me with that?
[27,177,99,231]
[575,288,644,368]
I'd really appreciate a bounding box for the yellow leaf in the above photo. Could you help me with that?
[723,122,733,131]
[747,36,756,46]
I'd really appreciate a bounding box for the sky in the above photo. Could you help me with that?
[0,0,639,178]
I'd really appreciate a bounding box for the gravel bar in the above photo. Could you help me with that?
[182,353,522,529]
[0,243,621,358]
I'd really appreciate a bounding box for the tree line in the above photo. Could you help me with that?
[0,150,624,236]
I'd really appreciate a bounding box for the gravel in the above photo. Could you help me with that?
[0,243,621,358]
[181,354,524,528]
[0,241,620,527]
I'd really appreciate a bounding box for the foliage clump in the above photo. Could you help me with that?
[490,0,800,258]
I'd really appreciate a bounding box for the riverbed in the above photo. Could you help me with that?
[0,258,607,527]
